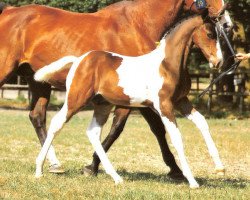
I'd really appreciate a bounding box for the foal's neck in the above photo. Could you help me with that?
[163,16,204,68]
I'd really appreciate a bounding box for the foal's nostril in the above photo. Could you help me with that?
[216,60,222,68]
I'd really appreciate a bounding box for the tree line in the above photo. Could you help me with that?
[2,0,120,13]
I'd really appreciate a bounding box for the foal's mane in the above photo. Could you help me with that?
[161,14,199,40]
[160,8,209,41]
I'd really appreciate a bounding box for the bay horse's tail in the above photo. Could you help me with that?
[34,56,78,82]
[0,2,7,14]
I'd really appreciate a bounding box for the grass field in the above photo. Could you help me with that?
[0,109,249,199]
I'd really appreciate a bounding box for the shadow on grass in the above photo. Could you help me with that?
[115,169,248,189]
[27,165,249,189]
[196,177,249,189]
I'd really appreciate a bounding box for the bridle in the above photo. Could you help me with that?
[190,2,242,98]
[198,18,241,98]
[185,0,240,98]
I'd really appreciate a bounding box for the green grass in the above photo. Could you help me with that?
[0,110,249,199]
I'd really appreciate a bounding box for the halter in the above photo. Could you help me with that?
[184,1,238,98]
[198,17,241,98]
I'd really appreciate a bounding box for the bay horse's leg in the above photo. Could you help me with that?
[0,60,18,87]
[138,107,185,180]
[86,103,123,184]
[175,97,225,175]
[26,77,64,173]
[155,100,199,188]
[84,106,185,181]
[35,103,69,178]
[83,106,130,176]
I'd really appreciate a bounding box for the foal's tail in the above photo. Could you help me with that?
[34,56,78,82]
[0,2,7,14]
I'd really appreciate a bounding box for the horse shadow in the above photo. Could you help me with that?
[55,167,249,189]
[116,169,249,189]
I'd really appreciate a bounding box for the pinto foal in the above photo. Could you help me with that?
[35,15,223,188]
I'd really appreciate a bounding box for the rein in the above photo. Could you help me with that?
[198,60,241,98]
[198,19,241,98]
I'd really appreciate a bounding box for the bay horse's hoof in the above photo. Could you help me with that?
[167,170,186,181]
[81,165,98,177]
[215,168,225,176]
[49,164,65,174]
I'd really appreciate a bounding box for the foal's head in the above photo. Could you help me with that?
[192,21,224,68]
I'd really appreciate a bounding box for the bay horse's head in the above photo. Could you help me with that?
[192,19,224,69]
[184,0,233,33]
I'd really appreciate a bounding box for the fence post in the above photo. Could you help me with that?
[207,71,214,114]
[239,72,246,114]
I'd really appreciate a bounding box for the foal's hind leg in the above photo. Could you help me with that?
[35,74,95,177]
[139,107,185,180]
[175,97,225,175]
[86,104,123,184]
[35,103,69,178]
[27,77,64,174]
[83,106,131,176]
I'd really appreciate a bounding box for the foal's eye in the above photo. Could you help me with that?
[207,33,214,39]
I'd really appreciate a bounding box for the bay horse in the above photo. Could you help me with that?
[34,14,224,188]
[0,0,230,179]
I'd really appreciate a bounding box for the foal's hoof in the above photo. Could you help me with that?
[115,177,124,185]
[35,173,43,179]
[167,170,186,181]
[49,164,65,174]
[215,168,225,176]
[190,183,200,189]
[81,165,98,177]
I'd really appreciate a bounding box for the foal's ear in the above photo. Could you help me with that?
[201,9,209,20]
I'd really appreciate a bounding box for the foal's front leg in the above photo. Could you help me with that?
[86,104,123,184]
[155,100,199,188]
[175,97,225,175]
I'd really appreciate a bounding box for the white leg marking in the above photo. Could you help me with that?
[161,117,199,188]
[86,116,123,184]
[187,111,224,170]
[46,145,61,167]
[35,104,68,178]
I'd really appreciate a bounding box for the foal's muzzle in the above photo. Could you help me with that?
[209,57,223,69]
